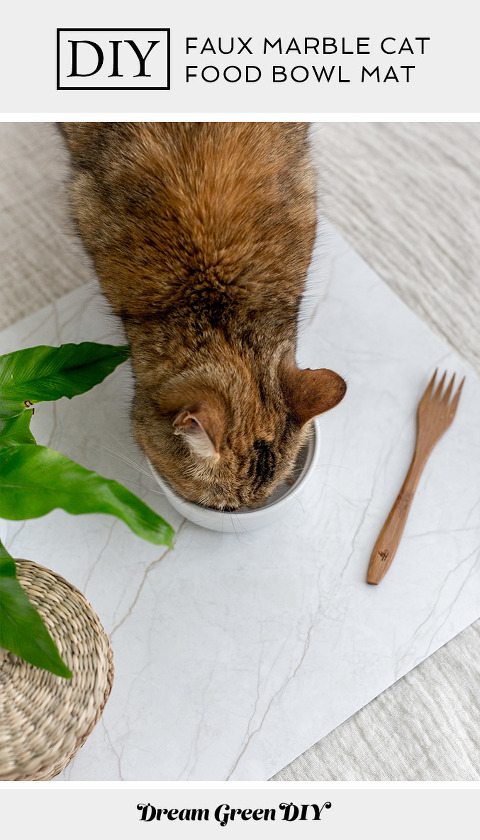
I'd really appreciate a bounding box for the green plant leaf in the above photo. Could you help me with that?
[0,538,16,577]
[0,539,72,678]
[0,444,174,547]
[0,409,36,446]
[0,577,73,678]
[0,342,130,419]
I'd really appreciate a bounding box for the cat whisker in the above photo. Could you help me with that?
[94,444,170,503]
[317,461,352,470]
[228,512,241,542]
[231,509,256,539]
[95,442,154,480]
[292,494,306,516]
[228,511,252,541]
[104,429,145,461]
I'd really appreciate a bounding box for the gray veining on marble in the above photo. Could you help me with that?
[1,225,479,781]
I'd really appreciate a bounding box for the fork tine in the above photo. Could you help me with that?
[449,376,465,415]
[440,372,456,405]
[432,370,447,402]
[422,368,437,402]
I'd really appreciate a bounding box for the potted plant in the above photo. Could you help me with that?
[0,341,174,779]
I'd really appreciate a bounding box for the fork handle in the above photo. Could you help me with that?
[366,448,429,584]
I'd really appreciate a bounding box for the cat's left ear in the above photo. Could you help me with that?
[281,364,347,426]
[173,405,223,461]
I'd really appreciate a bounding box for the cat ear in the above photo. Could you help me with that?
[282,365,346,426]
[173,405,222,461]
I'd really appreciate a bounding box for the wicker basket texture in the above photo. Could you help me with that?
[0,559,114,781]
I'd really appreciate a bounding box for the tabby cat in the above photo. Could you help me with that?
[60,122,346,510]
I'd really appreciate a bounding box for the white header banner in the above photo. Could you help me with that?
[3,0,479,113]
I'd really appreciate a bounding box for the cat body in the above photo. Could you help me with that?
[61,122,346,509]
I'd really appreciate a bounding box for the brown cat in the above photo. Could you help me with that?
[60,122,346,510]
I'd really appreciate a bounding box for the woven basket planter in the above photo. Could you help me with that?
[0,559,114,780]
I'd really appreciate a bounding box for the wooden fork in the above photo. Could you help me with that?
[366,370,465,585]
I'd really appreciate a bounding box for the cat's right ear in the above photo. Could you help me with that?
[172,404,223,462]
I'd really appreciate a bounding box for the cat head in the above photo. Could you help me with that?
[132,349,346,510]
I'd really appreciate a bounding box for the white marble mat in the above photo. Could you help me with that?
[1,225,479,781]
